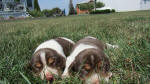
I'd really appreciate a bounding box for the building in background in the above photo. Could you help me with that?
[76,0,93,14]
[140,0,150,10]
[0,0,34,19]
[99,0,150,12]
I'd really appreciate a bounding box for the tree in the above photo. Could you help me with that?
[42,7,62,17]
[78,1,104,11]
[94,0,97,11]
[34,0,41,11]
[69,0,76,15]
[15,0,20,2]
[51,7,62,14]
[42,9,52,17]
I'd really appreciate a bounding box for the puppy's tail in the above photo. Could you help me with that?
[105,43,119,49]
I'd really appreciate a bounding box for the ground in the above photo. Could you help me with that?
[0,10,150,84]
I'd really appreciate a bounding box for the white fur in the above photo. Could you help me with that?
[60,37,75,44]
[39,52,59,79]
[35,39,66,59]
[62,43,98,78]
[85,36,97,39]
[106,43,119,49]
[86,72,112,84]
[86,73,100,84]
[40,66,59,79]
[40,52,46,65]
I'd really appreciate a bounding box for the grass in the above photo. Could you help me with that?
[0,10,150,84]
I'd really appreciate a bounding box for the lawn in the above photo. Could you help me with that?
[0,10,150,84]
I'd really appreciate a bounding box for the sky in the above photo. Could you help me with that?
[39,0,150,14]
[99,0,141,12]
[38,0,83,15]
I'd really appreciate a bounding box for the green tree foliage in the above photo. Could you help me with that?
[15,0,20,2]
[29,10,44,17]
[69,0,76,15]
[42,7,63,17]
[78,2,104,11]
[42,9,53,17]
[34,0,41,11]
[96,2,105,8]
[51,7,62,14]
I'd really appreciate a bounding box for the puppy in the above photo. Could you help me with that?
[28,37,74,82]
[62,36,118,84]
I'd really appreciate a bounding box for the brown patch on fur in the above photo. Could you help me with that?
[35,62,42,68]
[84,64,91,70]
[48,58,55,64]
[55,37,74,56]
[72,37,105,52]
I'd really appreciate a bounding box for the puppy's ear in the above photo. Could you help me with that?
[70,61,76,72]
[96,55,110,73]
[103,57,110,73]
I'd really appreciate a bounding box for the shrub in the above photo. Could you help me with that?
[90,9,111,14]
[77,2,105,11]
[0,16,4,20]
[28,10,44,17]
[112,9,116,12]
[90,9,116,14]
[9,16,15,19]
[96,2,105,8]
[42,8,64,17]
[42,9,53,17]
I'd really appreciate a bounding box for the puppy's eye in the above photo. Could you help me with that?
[35,62,42,68]
[84,64,91,70]
[48,58,55,64]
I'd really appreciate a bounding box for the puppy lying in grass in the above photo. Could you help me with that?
[62,36,118,84]
[28,37,74,83]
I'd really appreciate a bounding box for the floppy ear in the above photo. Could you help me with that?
[70,61,76,72]
[103,57,110,73]
[96,54,110,73]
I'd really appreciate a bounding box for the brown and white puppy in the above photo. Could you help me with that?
[28,37,74,82]
[62,36,118,84]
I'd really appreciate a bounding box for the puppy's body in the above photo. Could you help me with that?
[29,37,74,81]
[62,37,114,84]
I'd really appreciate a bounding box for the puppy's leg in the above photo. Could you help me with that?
[105,43,119,49]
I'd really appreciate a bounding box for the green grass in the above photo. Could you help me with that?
[0,10,150,84]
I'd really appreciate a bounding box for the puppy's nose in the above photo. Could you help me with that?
[45,73,53,81]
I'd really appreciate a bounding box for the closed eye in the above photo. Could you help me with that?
[48,57,55,65]
[83,64,91,71]
[35,62,42,68]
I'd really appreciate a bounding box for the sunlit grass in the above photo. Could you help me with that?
[0,10,150,84]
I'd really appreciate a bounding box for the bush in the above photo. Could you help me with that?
[42,8,63,17]
[90,9,115,14]
[0,16,4,20]
[28,10,44,17]
[112,9,116,12]
[96,2,105,8]
[9,16,15,19]
[77,2,105,11]
[42,9,53,17]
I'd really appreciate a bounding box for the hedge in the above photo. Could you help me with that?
[90,9,115,14]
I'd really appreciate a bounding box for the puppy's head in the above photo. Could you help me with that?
[69,48,111,84]
[28,48,66,82]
